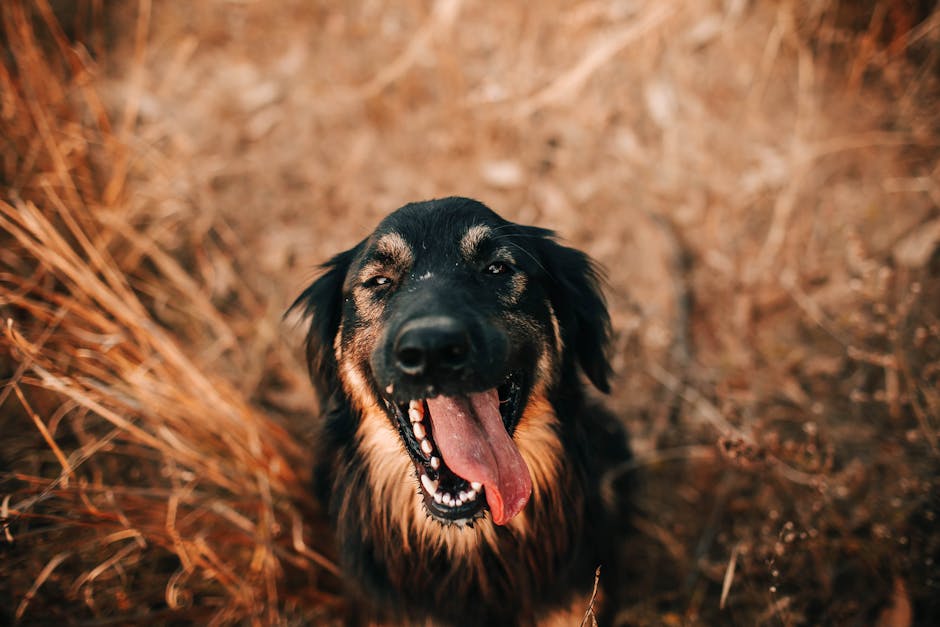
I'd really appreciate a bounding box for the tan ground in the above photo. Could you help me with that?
[2,1,938,624]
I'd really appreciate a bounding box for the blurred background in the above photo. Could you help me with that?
[1,0,938,624]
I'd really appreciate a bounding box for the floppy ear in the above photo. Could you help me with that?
[528,229,613,393]
[288,242,363,405]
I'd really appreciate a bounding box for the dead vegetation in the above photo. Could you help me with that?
[1,0,938,624]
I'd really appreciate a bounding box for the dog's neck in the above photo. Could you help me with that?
[325,395,598,625]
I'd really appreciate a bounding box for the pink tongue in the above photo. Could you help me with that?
[425,389,532,525]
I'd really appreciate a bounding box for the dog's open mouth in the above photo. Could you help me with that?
[384,375,532,526]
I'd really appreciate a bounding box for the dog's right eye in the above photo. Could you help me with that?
[364,276,392,288]
[485,262,511,276]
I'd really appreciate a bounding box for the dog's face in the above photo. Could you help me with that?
[292,197,611,529]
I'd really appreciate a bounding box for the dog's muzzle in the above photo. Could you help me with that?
[374,312,531,525]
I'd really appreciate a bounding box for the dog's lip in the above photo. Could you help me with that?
[415,464,487,523]
[390,398,487,522]
[381,373,526,524]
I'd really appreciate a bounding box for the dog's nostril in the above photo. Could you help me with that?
[440,342,468,368]
[396,346,425,374]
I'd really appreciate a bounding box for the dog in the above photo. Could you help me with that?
[291,197,631,626]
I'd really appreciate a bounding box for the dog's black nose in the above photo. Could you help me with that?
[394,316,471,377]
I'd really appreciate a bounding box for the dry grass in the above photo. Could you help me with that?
[1,2,338,624]
[2,0,939,624]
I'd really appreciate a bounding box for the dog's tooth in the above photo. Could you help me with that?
[466,490,477,501]
[420,439,433,456]
[408,407,423,422]
[434,492,443,504]
[412,422,426,439]
[430,456,440,470]
[459,491,468,501]
[420,474,438,496]
[470,481,482,491]
[386,384,394,394]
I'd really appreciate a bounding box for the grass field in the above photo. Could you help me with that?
[2,1,938,624]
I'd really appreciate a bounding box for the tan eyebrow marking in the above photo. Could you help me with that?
[374,232,413,267]
[459,224,492,260]
[492,246,516,265]
[356,261,391,283]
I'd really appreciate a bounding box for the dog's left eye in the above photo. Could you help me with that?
[485,262,511,275]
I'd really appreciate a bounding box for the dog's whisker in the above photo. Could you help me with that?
[490,238,550,275]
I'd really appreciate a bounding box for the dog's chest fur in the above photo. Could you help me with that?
[315,397,615,626]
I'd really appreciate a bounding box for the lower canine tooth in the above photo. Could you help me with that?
[420,439,433,456]
[421,474,438,495]
[434,492,443,504]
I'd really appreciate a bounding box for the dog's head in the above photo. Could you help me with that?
[291,197,611,528]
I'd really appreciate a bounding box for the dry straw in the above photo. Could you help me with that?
[1,2,337,623]
[2,0,939,624]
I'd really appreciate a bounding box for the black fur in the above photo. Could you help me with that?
[522,225,613,393]
[290,197,630,625]
[291,242,364,404]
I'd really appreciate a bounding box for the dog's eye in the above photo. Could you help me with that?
[485,262,511,275]
[364,276,392,288]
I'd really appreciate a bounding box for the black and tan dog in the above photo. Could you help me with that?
[291,197,631,625]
